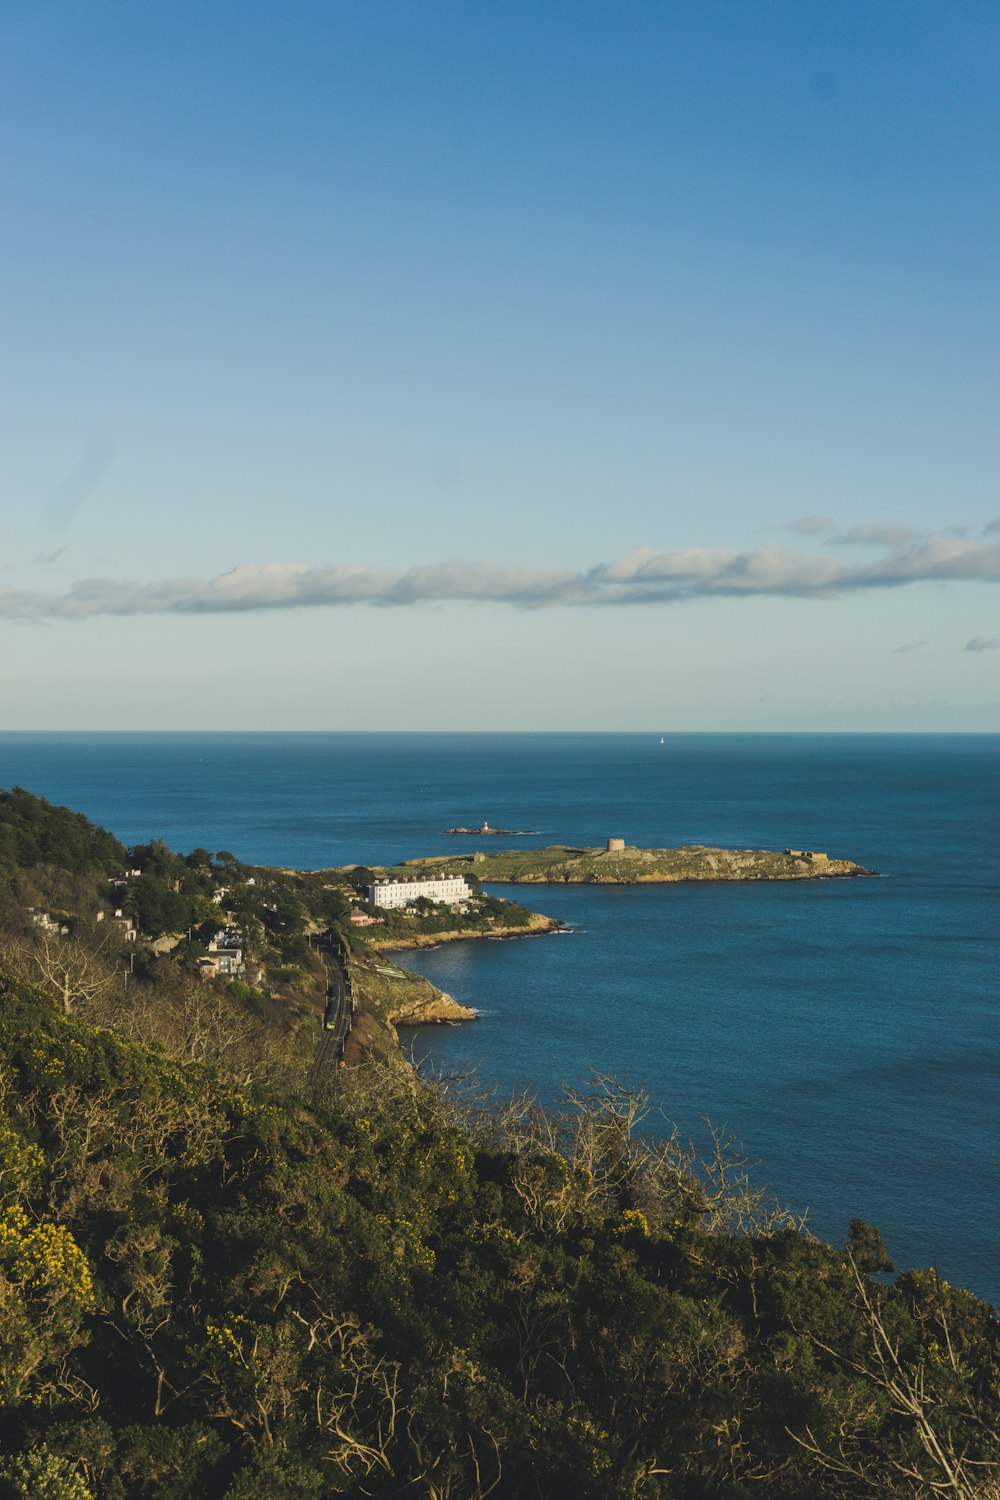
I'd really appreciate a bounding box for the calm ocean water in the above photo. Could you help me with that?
[0,732,996,1305]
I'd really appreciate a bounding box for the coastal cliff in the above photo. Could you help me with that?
[387,991,478,1026]
[342,947,477,1067]
[393,842,875,884]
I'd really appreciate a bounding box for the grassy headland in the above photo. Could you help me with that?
[389,841,875,883]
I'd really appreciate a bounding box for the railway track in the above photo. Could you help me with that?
[308,932,355,1080]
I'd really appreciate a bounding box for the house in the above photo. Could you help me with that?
[207,946,244,977]
[112,909,138,942]
[208,925,244,951]
[28,910,70,936]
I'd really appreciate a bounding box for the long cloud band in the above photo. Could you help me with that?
[3,535,1000,620]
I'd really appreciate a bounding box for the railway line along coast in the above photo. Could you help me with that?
[307,931,355,1077]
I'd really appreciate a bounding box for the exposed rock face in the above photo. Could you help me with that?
[344,950,479,1067]
[387,992,478,1027]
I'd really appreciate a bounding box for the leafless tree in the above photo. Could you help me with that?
[0,930,119,1017]
[695,1119,807,1237]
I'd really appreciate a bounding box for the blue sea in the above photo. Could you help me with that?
[0,732,996,1306]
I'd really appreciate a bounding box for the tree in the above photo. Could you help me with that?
[164,980,258,1075]
[314,886,351,925]
[124,875,190,939]
[847,1217,895,1274]
[796,1256,1000,1497]
[346,867,375,897]
[0,787,126,876]
[0,931,119,1018]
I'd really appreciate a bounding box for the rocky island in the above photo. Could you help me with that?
[389,839,875,884]
[444,821,540,836]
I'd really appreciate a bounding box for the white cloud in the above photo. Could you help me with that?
[2,532,1000,621]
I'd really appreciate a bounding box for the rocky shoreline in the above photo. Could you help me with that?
[344,912,562,1049]
[386,991,479,1027]
[369,911,562,951]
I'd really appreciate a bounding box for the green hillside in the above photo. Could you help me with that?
[0,973,996,1499]
[0,788,127,875]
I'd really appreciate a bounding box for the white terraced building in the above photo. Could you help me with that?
[369,874,472,909]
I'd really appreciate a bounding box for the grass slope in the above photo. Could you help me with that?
[393,843,874,883]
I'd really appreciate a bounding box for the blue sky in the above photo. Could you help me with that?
[1,1,998,728]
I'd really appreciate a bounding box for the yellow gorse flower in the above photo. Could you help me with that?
[0,1206,95,1309]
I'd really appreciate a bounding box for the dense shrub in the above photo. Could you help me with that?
[0,974,995,1497]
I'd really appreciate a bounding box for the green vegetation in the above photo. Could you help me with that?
[390,843,875,884]
[353,889,546,948]
[0,976,997,1498]
[0,790,343,1082]
[0,788,126,876]
[0,788,996,1497]
[0,788,545,1090]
